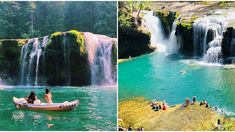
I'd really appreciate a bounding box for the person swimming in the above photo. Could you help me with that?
[180,69,183,73]
[180,69,186,74]
[44,88,53,104]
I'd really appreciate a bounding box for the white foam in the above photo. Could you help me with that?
[196,61,223,67]
[214,106,235,116]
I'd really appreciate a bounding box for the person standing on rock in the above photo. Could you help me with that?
[217,119,221,130]
[192,96,196,104]
[184,98,190,107]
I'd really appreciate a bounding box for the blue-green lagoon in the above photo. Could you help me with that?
[119,52,235,117]
[0,86,117,130]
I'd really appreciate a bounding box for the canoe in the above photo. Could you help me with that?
[13,97,79,111]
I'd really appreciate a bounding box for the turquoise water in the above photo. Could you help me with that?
[119,52,235,117]
[0,86,117,130]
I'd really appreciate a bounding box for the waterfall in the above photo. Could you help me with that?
[169,16,183,54]
[26,38,39,85]
[193,16,226,63]
[142,11,166,52]
[20,32,115,86]
[84,32,116,85]
[34,38,41,86]
[20,36,48,85]
[20,39,31,85]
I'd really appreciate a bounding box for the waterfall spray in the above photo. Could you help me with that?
[84,32,115,85]
[193,16,226,63]
[142,11,166,52]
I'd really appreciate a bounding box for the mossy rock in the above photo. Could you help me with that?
[221,27,235,64]
[154,10,177,37]
[68,30,86,56]
[118,26,154,59]
[44,30,90,86]
[0,39,25,84]
[175,22,194,56]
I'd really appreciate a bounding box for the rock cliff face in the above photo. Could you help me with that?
[222,27,235,63]
[175,23,194,56]
[0,30,117,86]
[0,39,26,84]
[118,27,154,58]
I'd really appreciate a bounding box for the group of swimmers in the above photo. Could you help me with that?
[23,88,53,104]
[150,101,167,111]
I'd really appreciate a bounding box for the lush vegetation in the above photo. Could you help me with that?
[0,1,117,39]
[118,1,151,29]
[118,1,155,59]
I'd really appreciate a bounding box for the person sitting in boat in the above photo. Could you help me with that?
[27,91,41,104]
[44,88,53,104]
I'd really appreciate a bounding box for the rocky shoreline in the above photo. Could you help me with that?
[118,97,235,131]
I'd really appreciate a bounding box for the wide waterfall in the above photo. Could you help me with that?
[143,11,166,52]
[20,32,116,86]
[193,16,226,63]
[84,32,115,86]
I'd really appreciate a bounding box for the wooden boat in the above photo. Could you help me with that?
[13,97,79,111]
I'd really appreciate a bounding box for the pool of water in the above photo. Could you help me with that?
[119,52,235,117]
[0,86,117,130]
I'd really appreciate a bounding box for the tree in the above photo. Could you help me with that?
[0,1,117,39]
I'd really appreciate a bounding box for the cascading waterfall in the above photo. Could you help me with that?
[20,36,48,85]
[169,19,180,54]
[142,11,166,52]
[20,32,116,86]
[84,32,115,85]
[141,10,235,64]
[193,16,226,63]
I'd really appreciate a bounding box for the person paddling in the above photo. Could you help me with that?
[44,88,53,104]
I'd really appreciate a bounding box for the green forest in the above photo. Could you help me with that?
[0,1,117,39]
